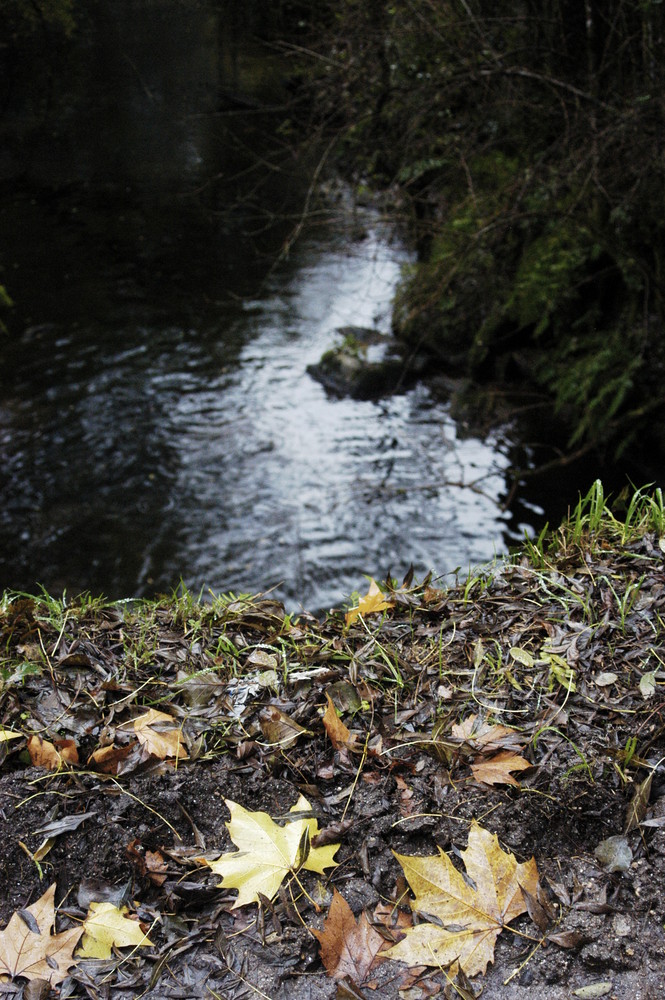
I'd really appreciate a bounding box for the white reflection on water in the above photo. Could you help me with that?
[169,217,516,611]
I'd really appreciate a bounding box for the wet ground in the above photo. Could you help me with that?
[1,509,664,997]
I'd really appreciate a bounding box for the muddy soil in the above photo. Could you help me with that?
[1,532,664,998]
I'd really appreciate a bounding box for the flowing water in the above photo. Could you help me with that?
[0,200,549,613]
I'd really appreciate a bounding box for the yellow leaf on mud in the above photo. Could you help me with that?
[204,795,339,908]
[0,729,22,744]
[386,820,539,977]
[470,751,532,787]
[77,902,154,959]
[345,579,394,626]
[27,734,79,771]
[0,883,82,985]
[127,709,188,760]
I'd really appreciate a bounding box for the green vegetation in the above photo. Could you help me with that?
[300,1,665,456]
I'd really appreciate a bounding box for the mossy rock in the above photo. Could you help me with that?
[307,326,425,399]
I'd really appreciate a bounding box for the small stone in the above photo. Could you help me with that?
[594,835,632,872]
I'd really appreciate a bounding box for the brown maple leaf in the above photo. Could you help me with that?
[27,735,78,771]
[126,709,189,760]
[470,751,532,787]
[0,884,82,985]
[313,889,389,981]
[386,820,540,977]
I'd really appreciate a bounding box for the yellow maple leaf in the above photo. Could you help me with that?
[386,820,539,977]
[0,883,82,985]
[345,579,394,626]
[204,795,339,908]
[77,902,154,959]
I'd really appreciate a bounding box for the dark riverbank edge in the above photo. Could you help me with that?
[0,482,664,996]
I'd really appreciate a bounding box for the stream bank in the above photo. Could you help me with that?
[0,485,663,998]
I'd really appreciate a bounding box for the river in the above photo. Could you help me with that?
[0,192,559,613]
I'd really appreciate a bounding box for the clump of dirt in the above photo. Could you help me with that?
[1,508,665,997]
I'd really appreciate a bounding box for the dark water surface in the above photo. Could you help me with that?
[0,199,553,612]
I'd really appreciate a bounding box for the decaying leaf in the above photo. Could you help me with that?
[470,751,532,787]
[204,795,339,907]
[88,742,136,775]
[345,580,394,626]
[509,647,535,668]
[322,692,360,752]
[126,840,169,886]
[259,705,312,749]
[386,820,540,976]
[0,729,23,744]
[126,708,188,760]
[450,715,526,754]
[313,889,388,981]
[572,984,612,998]
[27,735,78,771]
[639,670,657,699]
[624,773,653,833]
[77,902,154,959]
[0,884,82,985]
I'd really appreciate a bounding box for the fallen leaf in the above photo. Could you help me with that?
[345,580,394,626]
[322,693,360,752]
[259,705,312,748]
[573,984,613,998]
[373,901,412,935]
[126,840,169,885]
[509,647,535,668]
[548,929,591,949]
[26,735,78,771]
[394,775,417,815]
[126,709,188,760]
[386,820,539,976]
[24,838,56,865]
[313,889,388,981]
[639,670,657,699]
[594,672,618,687]
[311,819,353,848]
[204,795,339,907]
[0,884,82,985]
[624,773,653,833]
[0,729,23,744]
[545,654,577,692]
[88,742,137,774]
[34,812,96,838]
[470,751,532,787]
[245,648,279,671]
[77,902,154,959]
[450,715,525,754]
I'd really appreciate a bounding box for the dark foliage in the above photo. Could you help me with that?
[298,0,665,456]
